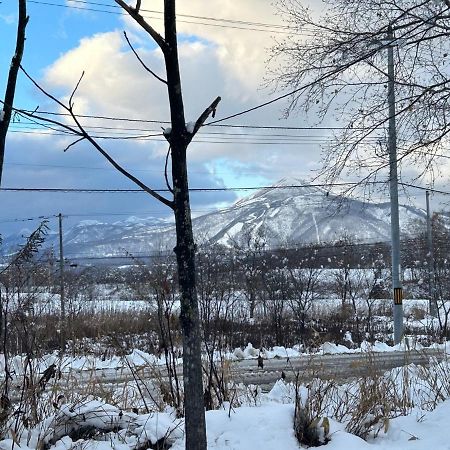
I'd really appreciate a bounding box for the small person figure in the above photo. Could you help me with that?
[257,354,264,369]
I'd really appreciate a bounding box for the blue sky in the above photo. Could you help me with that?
[0,0,446,240]
[1,0,289,236]
[1,1,120,101]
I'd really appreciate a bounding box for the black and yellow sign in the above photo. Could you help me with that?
[393,287,403,305]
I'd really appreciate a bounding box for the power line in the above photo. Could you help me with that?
[55,0,293,30]
[27,0,305,35]
[0,181,448,195]
[10,122,364,140]
[57,235,449,262]
[0,188,430,225]
[18,4,444,132]
[7,128,376,145]
[17,109,359,131]
[0,215,53,224]
[4,162,277,180]
[399,182,450,196]
[7,129,379,146]
[0,182,380,194]
[12,121,351,138]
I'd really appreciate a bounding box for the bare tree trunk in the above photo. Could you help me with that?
[163,2,206,448]
[0,0,28,186]
[172,155,206,448]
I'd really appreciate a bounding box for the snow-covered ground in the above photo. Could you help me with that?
[2,360,450,450]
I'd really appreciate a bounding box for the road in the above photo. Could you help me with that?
[5,348,445,405]
[53,348,445,392]
[229,349,444,387]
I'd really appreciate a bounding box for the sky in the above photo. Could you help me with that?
[0,0,448,237]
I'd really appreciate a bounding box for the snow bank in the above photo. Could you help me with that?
[4,392,450,450]
[1,338,445,381]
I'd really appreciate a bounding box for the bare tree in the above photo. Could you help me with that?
[15,1,220,448]
[0,221,48,436]
[0,0,28,185]
[232,230,267,320]
[196,244,236,410]
[270,0,450,185]
[408,213,450,335]
[288,263,322,343]
[261,263,289,345]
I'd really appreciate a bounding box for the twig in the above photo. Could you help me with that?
[69,72,85,109]
[123,357,150,413]
[164,145,174,194]
[123,31,167,84]
[115,0,168,53]
[64,137,85,152]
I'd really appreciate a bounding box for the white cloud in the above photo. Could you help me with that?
[43,31,168,119]
[22,2,339,213]
[119,0,284,98]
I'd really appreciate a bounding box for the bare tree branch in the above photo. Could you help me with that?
[80,124,174,208]
[189,96,221,140]
[123,31,167,84]
[19,66,174,209]
[164,145,174,194]
[64,137,85,152]
[0,0,28,186]
[270,0,450,185]
[115,0,168,53]
[69,71,85,109]
[20,65,68,111]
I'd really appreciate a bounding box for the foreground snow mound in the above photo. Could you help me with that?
[201,404,297,450]
[324,399,450,449]
[0,401,183,450]
[3,389,450,449]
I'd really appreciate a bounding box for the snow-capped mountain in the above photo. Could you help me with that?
[1,179,427,260]
[192,179,426,248]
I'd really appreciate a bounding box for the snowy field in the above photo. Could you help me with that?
[14,287,449,324]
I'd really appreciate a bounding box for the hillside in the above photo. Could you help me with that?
[1,179,427,259]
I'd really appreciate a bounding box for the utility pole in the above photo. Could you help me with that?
[58,213,65,353]
[387,25,403,344]
[426,190,437,317]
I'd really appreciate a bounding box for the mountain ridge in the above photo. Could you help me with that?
[1,180,428,259]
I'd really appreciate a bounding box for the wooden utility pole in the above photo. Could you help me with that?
[58,213,65,352]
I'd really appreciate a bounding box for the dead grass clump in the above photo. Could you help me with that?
[345,375,391,440]
[293,378,334,447]
[294,402,330,447]
[345,352,416,439]
[415,354,450,410]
